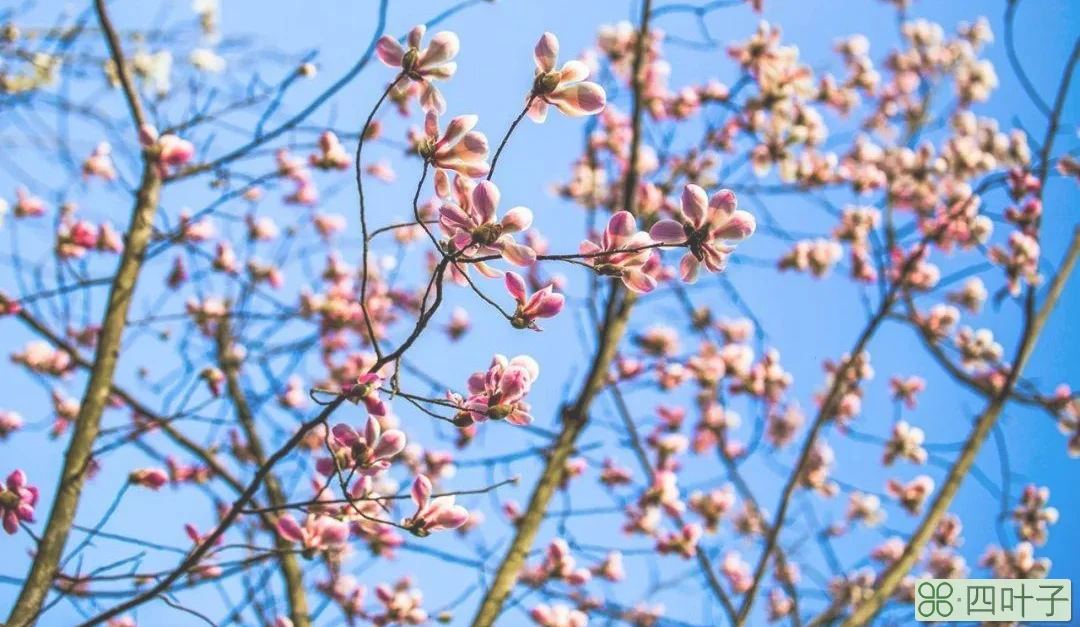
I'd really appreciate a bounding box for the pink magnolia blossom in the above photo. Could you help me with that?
[402,475,469,536]
[462,354,540,426]
[592,551,626,582]
[579,211,657,292]
[530,604,588,627]
[0,470,38,534]
[372,578,429,625]
[345,373,389,416]
[275,513,350,556]
[886,475,935,515]
[0,411,23,439]
[505,271,564,330]
[140,125,195,175]
[438,179,535,266]
[656,523,703,559]
[529,32,607,122]
[330,417,407,475]
[650,185,756,282]
[414,111,490,177]
[309,131,350,170]
[128,468,169,490]
[82,142,116,181]
[377,25,459,113]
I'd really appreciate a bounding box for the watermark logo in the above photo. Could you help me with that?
[915,579,1071,622]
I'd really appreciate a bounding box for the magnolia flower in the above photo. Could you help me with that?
[140,125,195,175]
[345,373,388,416]
[529,32,607,122]
[580,211,657,292]
[1013,484,1058,546]
[505,271,564,330]
[416,111,490,178]
[0,411,23,439]
[13,187,46,218]
[309,131,350,170]
[0,469,38,534]
[886,475,934,515]
[128,468,169,490]
[883,420,927,465]
[530,603,588,627]
[82,142,116,181]
[377,25,459,113]
[463,354,539,426]
[438,179,535,266]
[330,417,406,475]
[592,551,626,582]
[276,514,349,556]
[651,185,755,282]
[402,475,468,536]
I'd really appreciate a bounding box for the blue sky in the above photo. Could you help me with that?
[1,0,1078,625]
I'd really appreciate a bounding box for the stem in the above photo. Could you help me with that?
[358,75,403,361]
[487,96,535,181]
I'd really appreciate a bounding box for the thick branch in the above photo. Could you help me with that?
[216,315,311,627]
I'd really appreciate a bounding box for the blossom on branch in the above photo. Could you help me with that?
[529,32,607,123]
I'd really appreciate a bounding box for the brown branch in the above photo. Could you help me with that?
[5,12,161,627]
[215,314,311,627]
[470,6,654,626]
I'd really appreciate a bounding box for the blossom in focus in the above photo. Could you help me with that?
[505,271,564,330]
[528,32,607,123]
[330,417,407,476]
[461,354,540,426]
[579,211,657,292]
[377,25,459,113]
[275,513,350,556]
[402,474,469,536]
[438,179,535,266]
[414,111,490,178]
[346,373,388,416]
[651,185,755,282]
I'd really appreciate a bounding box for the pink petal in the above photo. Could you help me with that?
[559,60,590,84]
[500,239,537,266]
[527,98,549,124]
[548,82,607,117]
[419,32,459,68]
[501,206,533,233]
[534,32,559,72]
[650,219,686,244]
[681,184,709,227]
[331,423,360,447]
[375,36,404,68]
[372,429,407,460]
[712,210,756,242]
[624,269,657,293]
[504,271,528,303]
[411,475,433,508]
[680,253,701,283]
[276,515,304,543]
[363,417,381,446]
